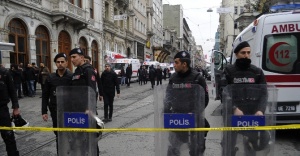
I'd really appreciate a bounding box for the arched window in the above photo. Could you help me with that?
[35,26,50,70]
[91,40,98,69]
[79,37,88,55]
[58,31,72,70]
[8,19,28,65]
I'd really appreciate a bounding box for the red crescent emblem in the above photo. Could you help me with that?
[269,42,290,67]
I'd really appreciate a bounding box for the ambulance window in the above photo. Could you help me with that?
[262,33,300,74]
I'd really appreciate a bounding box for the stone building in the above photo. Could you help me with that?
[0,0,103,71]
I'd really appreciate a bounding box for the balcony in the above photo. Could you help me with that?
[51,1,88,31]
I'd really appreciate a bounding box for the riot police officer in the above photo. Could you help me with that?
[166,51,209,156]
[220,41,268,156]
[0,65,20,156]
[221,41,267,116]
[70,48,98,92]
[42,53,73,153]
[69,48,100,154]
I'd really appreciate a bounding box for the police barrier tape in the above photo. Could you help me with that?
[1,124,300,132]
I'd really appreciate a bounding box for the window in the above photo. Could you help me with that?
[69,0,82,8]
[240,6,244,14]
[8,19,28,65]
[105,2,109,19]
[91,41,98,69]
[90,0,94,19]
[234,6,238,15]
[127,17,130,29]
[35,26,50,69]
[234,22,238,29]
[79,37,88,55]
[120,12,124,29]
[262,33,300,74]
[114,43,118,52]
[114,8,118,26]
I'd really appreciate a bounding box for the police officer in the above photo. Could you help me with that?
[42,53,73,153]
[84,55,103,102]
[70,48,98,92]
[166,51,209,156]
[0,65,20,156]
[220,41,267,156]
[69,48,100,154]
[221,41,267,115]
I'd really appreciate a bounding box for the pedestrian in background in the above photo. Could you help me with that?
[24,64,36,97]
[0,64,21,156]
[156,65,163,86]
[42,53,72,153]
[10,64,23,99]
[142,65,148,84]
[38,63,50,94]
[137,66,144,85]
[149,65,156,89]
[31,62,39,91]
[120,66,126,86]
[163,67,167,80]
[126,64,132,87]
[19,63,28,97]
[101,64,120,122]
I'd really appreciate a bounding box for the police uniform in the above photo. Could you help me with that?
[69,48,99,154]
[69,49,97,92]
[221,41,268,156]
[42,53,73,137]
[165,51,209,156]
[0,67,19,156]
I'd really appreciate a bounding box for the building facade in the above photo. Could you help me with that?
[102,0,134,64]
[0,0,103,72]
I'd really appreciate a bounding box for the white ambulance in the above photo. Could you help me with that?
[214,10,300,124]
[110,58,141,82]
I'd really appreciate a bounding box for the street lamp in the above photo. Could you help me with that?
[207,8,213,40]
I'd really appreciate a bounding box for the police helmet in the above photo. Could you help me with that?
[11,115,29,135]
[243,131,271,151]
[94,116,104,141]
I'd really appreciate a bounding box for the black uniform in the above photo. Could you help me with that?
[166,68,209,156]
[221,63,267,114]
[71,63,98,92]
[0,67,19,156]
[101,70,120,120]
[71,63,100,154]
[220,63,267,156]
[42,69,72,152]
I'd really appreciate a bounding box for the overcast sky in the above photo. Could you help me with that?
[162,0,222,60]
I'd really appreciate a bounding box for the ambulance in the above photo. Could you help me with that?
[214,10,300,124]
[110,58,141,82]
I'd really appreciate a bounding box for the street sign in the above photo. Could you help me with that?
[64,112,89,128]
[164,113,195,128]
[231,115,265,127]
[114,14,127,20]
[217,7,234,14]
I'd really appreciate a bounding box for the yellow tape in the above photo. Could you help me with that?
[1,124,300,133]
